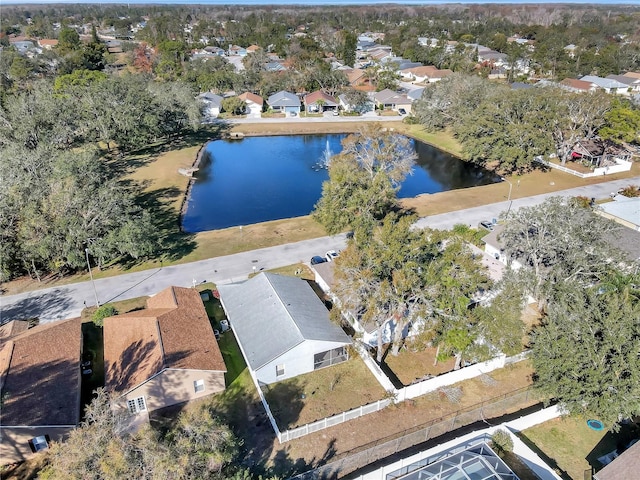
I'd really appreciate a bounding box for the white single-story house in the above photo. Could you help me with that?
[218,273,352,385]
[597,196,640,231]
[238,92,263,117]
[197,92,224,119]
[338,93,374,113]
[267,90,301,116]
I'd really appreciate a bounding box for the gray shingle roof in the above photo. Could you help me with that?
[218,273,351,371]
[267,90,300,107]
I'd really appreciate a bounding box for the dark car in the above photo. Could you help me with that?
[310,255,327,265]
[398,108,407,115]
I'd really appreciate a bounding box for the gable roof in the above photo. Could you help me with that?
[304,90,338,106]
[345,68,366,85]
[198,92,223,107]
[580,75,628,90]
[238,92,264,106]
[605,74,638,87]
[0,317,82,427]
[560,78,595,92]
[373,89,411,106]
[104,287,225,394]
[218,273,351,371]
[623,71,640,79]
[267,90,300,107]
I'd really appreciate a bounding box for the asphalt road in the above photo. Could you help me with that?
[1,175,638,325]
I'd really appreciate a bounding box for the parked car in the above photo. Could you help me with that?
[310,255,327,265]
[478,221,494,232]
[398,108,407,115]
[332,110,340,116]
[290,111,297,117]
[325,250,339,262]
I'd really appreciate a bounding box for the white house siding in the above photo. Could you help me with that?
[245,102,262,118]
[123,369,225,413]
[255,340,349,385]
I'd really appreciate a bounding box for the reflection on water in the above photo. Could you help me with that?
[181,134,499,232]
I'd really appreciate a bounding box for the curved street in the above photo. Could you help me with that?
[1,175,638,325]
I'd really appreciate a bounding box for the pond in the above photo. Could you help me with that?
[182,134,499,232]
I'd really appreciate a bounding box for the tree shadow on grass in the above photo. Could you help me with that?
[107,123,232,177]
[515,431,572,480]
[115,185,197,270]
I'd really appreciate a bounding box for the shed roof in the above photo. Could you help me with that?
[0,317,82,427]
[104,286,225,394]
[218,273,351,371]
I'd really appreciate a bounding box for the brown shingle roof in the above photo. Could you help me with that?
[304,90,338,106]
[0,320,30,341]
[238,92,264,106]
[104,287,226,394]
[0,318,81,427]
[560,78,594,91]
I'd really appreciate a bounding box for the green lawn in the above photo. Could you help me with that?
[520,416,638,480]
[217,331,247,386]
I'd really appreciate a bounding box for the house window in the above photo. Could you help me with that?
[276,364,285,377]
[194,379,205,393]
[314,347,349,370]
[127,396,147,414]
[28,435,50,453]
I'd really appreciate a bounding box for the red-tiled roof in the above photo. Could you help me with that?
[560,78,594,91]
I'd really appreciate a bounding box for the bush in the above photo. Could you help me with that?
[92,304,118,326]
[491,429,514,453]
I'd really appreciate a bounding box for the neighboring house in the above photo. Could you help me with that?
[606,74,640,94]
[267,90,301,116]
[11,40,36,55]
[238,92,263,117]
[203,45,226,56]
[571,139,633,167]
[338,92,374,113]
[564,44,578,58]
[228,45,247,56]
[37,39,58,50]
[407,87,425,102]
[265,61,286,72]
[103,286,226,419]
[311,262,419,347]
[372,89,413,113]
[246,44,261,54]
[580,75,629,95]
[197,92,223,119]
[1,318,82,464]
[400,65,452,84]
[218,273,352,385]
[105,39,122,54]
[304,90,338,112]
[560,78,597,93]
[481,224,524,270]
[594,440,640,480]
[597,196,640,232]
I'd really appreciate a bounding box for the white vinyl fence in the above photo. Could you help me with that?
[534,156,632,178]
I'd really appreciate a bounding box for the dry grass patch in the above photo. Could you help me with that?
[382,345,456,386]
[401,161,640,218]
[264,356,387,430]
[520,416,635,480]
[263,359,537,473]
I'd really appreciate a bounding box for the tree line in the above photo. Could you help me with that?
[0,73,199,282]
[313,124,640,429]
[412,73,640,172]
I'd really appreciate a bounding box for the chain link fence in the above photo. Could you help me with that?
[290,387,539,480]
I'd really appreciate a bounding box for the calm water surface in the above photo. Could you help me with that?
[182,134,498,232]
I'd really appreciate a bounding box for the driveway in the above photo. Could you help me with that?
[1,175,639,325]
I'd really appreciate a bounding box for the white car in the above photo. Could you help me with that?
[325,250,339,262]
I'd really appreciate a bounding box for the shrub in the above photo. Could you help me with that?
[618,185,640,197]
[491,429,514,453]
[92,304,118,326]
